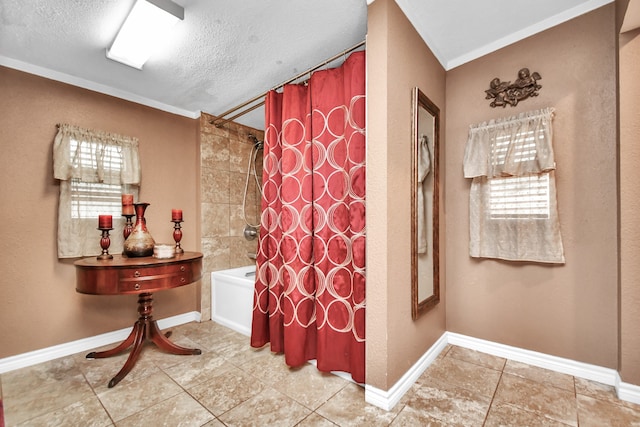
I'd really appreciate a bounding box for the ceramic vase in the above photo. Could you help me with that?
[123,202,155,257]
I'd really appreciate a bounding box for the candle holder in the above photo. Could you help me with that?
[172,220,184,254]
[122,214,135,255]
[97,227,114,260]
[122,214,135,240]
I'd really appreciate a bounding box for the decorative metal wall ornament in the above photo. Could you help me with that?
[485,68,542,108]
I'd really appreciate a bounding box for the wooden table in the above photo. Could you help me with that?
[75,251,203,387]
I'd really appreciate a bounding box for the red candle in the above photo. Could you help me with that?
[122,194,134,215]
[171,209,183,222]
[121,194,134,205]
[98,215,112,229]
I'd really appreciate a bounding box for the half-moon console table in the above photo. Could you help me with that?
[74,251,203,388]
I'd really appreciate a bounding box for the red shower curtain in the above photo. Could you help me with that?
[251,51,366,383]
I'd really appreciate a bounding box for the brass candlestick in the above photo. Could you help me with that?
[97,227,114,260]
[172,220,184,254]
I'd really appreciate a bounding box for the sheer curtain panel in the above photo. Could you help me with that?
[53,124,141,258]
[463,108,564,263]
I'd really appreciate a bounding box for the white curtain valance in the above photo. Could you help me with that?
[464,107,555,179]
[53,123,141,185]
[463,107,564,264]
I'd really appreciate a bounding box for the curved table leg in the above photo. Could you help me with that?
[89,292,201,388]
[108,320,147,388]
[149,320,201,355]
[86,323,140,359]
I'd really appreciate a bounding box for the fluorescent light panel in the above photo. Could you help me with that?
[106,0,184,69]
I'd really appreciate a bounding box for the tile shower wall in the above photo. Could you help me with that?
[200,113,263,320]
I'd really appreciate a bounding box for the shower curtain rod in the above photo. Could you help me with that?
[210,40,366,128]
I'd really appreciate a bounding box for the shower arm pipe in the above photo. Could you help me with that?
[210,40,366,128]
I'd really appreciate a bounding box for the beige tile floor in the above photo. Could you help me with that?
[1,320,639,426]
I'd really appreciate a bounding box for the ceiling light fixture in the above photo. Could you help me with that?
[106,0,184,69]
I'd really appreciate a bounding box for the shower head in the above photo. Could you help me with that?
[248,134,264,150]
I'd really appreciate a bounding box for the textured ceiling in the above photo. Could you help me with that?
[0,0,621,130]
[0,0,367,129]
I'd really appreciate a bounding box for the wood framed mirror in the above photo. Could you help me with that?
[411,87,440,319]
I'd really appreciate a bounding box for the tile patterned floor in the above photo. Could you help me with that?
[1,321,639,426]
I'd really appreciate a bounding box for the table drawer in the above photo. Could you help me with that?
[118,262,197,293]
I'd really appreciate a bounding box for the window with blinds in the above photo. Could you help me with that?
[463,107,563,263]
[489,174,550,219]
[491,130,537,165]
[54,123,141,258]
[489,130,550,220]
[69,139,125,219]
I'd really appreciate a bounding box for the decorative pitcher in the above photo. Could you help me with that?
[123,202,155,257]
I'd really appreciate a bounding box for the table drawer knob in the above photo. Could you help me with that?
[180,277,186,283]
[134,283,140,290]
[180,266,186,272]
[134,271,141,278]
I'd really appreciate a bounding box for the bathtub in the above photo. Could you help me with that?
[211,265,255,337]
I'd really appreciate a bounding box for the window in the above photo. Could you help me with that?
[488,130,550,220]
[489,174,550,219]
[69,138,131,218]
[491,130,538,166]
[70,180,125,218]
[463,108,564,263]
[53,124,140,258]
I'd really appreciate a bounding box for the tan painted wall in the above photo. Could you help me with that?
[445,5,619,368]
[619,27,640,384]
[0,66,200,358]
[366,0,447,389]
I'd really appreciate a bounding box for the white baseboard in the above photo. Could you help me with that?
[0,311,201,374]
[446,332,618,386]
[365,332,449,411]
[616,373,640,405]
[365,331,640,410]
